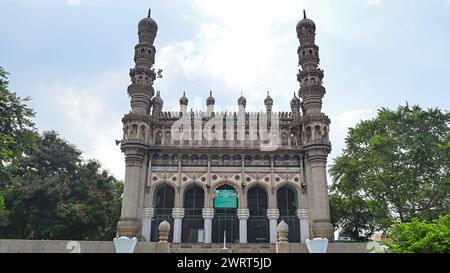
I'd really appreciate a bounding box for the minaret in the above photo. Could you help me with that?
[290,92,301,122]
[206,91,215,115]
[179,92,188,113]
[264,91,273,113]
[296,10,334,241]
[117,9,158,238]
[152,90,163,119]
[238,92,247,112]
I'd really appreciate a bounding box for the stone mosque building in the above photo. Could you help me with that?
[117,9,334,245]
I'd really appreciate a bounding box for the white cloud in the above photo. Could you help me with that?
[328,109,376,160]
[39,70,128,180]
[155,0,334,109]
[66,0,81,6]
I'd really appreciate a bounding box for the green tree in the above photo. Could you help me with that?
[387,215,450,253]
[330,104,450,240]
[1,131,123,240]
[0,66,37,225]
[0,66,37,182]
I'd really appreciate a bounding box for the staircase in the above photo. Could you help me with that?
[170,243,275,253]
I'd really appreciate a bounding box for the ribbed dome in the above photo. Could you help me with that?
[138,9,158,35]
[264,92,273,105]
[296,10,316,36]
[206,91,215,106]
[179,92,188,105]
[238,94,247,107]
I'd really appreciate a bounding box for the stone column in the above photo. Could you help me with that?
[172,208,185,243]
[237,209,250,244]
[141,207,154,242]
[202,208,214,243]
[117,153,144,237]
[307,147,334,240]
[297,209,310,243]
[267,209,280,244]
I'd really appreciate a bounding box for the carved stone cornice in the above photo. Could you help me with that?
[127,83,154,97]
[122,112,152,124]
[300,113,331,125]
[124,153,145,167]
[129,67,156,80]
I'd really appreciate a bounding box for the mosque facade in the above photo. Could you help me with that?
[117,9,334,244]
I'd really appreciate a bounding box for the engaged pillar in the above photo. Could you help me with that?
[142,207,154,242]
[172,208,184,243]
[237,209,250,244]
[202,208,214,244]
[267,209,280,244]
[297,209,310,243]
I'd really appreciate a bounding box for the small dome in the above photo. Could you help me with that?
[179,92,188,105]
[264,91,273,105]
[238,93,247,107]
[291,93,301,109]
[138,9,158,35]
[296,10,316,36]
[158,220,170,233]
[206,91,215,106]
[277,220,289,233]
[152,91,163,105]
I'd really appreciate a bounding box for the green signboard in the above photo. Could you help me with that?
[214,189,237,208]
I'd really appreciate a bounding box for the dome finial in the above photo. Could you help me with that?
[303,9,307,19]
[148,8,151,18]
[183,91,186,96]
[210,90,212,96]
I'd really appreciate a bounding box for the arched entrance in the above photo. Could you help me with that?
[151,184,175,242]
[247,186,269,243]
[212,184,239,243]
[277,186,300,242]
[182,185,205,243]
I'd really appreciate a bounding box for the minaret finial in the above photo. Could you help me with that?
[148,8,151,18]
[183,91,186,96]
[210,90,212,96]
[303,9,307,19]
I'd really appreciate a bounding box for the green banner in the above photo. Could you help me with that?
[214,189,237,208]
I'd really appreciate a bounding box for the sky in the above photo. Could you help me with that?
[1,0,449,181]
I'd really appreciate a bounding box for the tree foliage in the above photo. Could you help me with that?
[387,215,450,253]
[330,104,450,240]
[0,66,37,182]
[0,67,123,240]
[1,131,123,240]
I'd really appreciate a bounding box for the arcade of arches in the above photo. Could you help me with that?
[143,182,308,244]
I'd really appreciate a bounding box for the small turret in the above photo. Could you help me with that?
[179,92,188,113]
[206,91,215,114]
[264,91,273,113]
